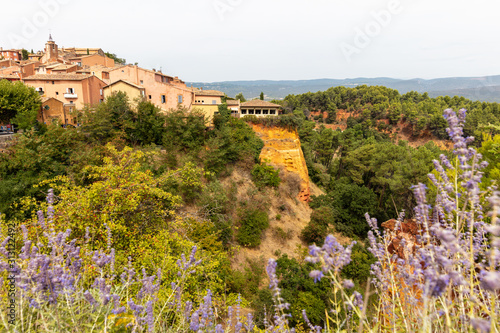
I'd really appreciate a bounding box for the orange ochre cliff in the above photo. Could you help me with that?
[251,124,310,201]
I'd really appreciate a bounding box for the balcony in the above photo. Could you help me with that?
[64,93,78,99]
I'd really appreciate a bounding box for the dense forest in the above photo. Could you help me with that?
[1,81,499,332]
[279,85,500,140]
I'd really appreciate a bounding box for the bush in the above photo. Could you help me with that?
[251,162,281,188]
[301,222,327,245]
[301,206,335,244]
[280,171,302,198]
[204,117,264,175]
[242,114,301,131]
[341,243,376,283]
[272,226,293,244]
[236,208,269,247]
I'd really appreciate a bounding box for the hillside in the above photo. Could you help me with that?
[188,74,500,102]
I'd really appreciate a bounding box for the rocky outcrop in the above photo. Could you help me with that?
[251,124,310,201]
[382,218,423,260]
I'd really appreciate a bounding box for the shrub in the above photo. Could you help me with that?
[301,206,335,244]
[272,226,293,244]
[301,221,328,245]
[242,114,301,131]
[251,162,281,188]
[236,208,269,247]
[280,171,302,198]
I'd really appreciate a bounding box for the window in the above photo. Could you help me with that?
[255,109,261,115]
[263,109,269,115]
[140,80,144,85]
[249,110,254,115]
[100,89,103,96]
[52,81,55,84]
[178,95,183,104]
[70,101,73,104]
[212,100,217,104]
[67,88,74,94]
[241,110,247,115]
[148,95,152,100]
[56,92,59,95]
[161,95,166,104]
[270,110,276,115]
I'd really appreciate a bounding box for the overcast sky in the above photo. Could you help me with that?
[1,0,499,82]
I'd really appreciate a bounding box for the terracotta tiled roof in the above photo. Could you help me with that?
[0,74,20,79]
[194,89,225,97]
[23,74,92,81]
[241,100,281,108]
[105,80,145,90]
[226,99,240,106]
[52,64,78,71]
[76,65,112,73]
[107,65,173,79]
[41,97,62,103]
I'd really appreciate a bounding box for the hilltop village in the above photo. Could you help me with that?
[0,35,282,127]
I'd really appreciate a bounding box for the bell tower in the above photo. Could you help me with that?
[45,34,58,62]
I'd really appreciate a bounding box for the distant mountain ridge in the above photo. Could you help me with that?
[187,75,500,103]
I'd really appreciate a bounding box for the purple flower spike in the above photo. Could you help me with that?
[470,318,491,333]
[480,271,500,292]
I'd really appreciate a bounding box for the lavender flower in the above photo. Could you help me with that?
[480,271,500,292]
[343,279,354,289]
[145,300,154,332]
[83,290,98,307]
[306,235,356,277]
[189,310,200,331]
[470,318,491,333]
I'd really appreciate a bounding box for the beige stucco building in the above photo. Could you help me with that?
[240,100,281,117]
[23,74,106,110]
[103,80,145,106]
[69,54,115,68]
[0,48,21,61]
[192,89,225,123]
[108,65,194,112]
[37,97,77,126]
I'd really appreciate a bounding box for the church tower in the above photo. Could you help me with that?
[45,34,58,62]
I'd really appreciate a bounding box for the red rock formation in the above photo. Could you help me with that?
[381,218,423,260]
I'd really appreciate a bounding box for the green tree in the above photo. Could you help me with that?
[251,162,281,188]
[236,208,269,247]
[260,92,264,100]
[163,107,206,154]
[78,91,134,143]
[130,100,165,145]
[330,182,378,237]
[205,116,263,175]
[0,80,41,129]
[235,92,246,103]
[104,52,126,65]
[21,49,29,60]
[0,125,95,218]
